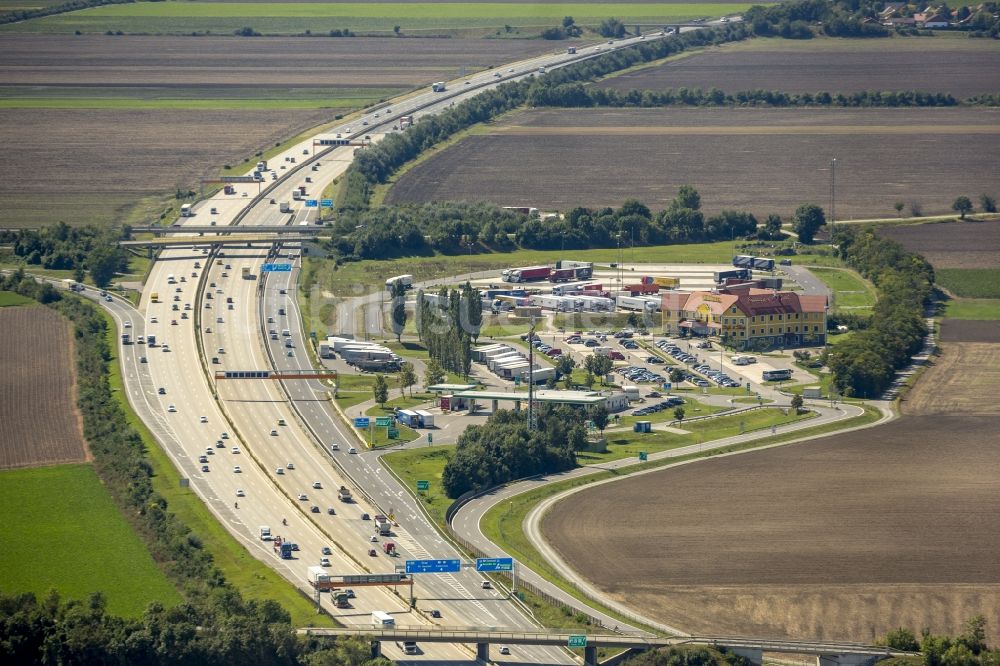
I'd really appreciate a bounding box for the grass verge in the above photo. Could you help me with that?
[0,290,33,306]
[809,265,876,311]
[0,464,182,618]
[100,309,335,627]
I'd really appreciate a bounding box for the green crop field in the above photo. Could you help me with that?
[0,464,181,617]
[941,297,1000,320]
[809,266,876,311]
[936,268,1000,299]
[0,291,33,307]
[2,2,757,34]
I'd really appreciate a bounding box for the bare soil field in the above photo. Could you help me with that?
[0,306,87,468]
[0,107,331,228]
[598,37,1000,99]
[386,107,1000,220]
[937,319,1000,344]
[879,219,1000,269]
[542,412,1000,642]
[0,34,557,88]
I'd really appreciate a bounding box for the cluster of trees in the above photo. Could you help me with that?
[881,616,999,666]
[415,284,482,378]
[745,0,890,38]
[327,188,768,263]
[826,226,934,398]
[0,589,392,665]
[541,15,582,39]
[441,407,583,498]
[0,223,128,287]
[530,82,963,109]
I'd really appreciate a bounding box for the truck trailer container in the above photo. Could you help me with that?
[752,257,775,271]
[180,204,193,217]
[372,611,395,626]
[337,486,352,502]
[624,283,660,295]
[241,266,252,280]
[373,515,391,536]
[549,268,575,283]
[733,255,754,268]
[432,82,446,92]
[555,260,594,278]
[502,265,551,283]
[714,268,751,282]
[385,274,413,291]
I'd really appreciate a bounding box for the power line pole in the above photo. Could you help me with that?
[527,315,538,430]
[830,157,837,226]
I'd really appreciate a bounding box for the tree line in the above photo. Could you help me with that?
[0,0,134,26]
[414,283,482,378]
[0,275,373,663]
[825,226,934,398]
[326,188,773,263]
[441,407,584,498]
[529,83,967,109]
[0,223,128,287]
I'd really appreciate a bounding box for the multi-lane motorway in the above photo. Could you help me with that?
[106,30,690,664]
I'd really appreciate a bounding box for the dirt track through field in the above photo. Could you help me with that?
[0,306,88,468]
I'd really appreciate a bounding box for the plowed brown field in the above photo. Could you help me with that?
[597,38,1000,99]
[0,306,87,468]
[542,319,1000,642]
[879,219,1000,269]
[386,107,1000,219]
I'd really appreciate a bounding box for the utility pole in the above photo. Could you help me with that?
[527,315,538,430]
[830,157,837,226]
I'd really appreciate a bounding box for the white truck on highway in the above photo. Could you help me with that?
[374,514,391,536]
[337,486,352,502]
[432,82,446,92]
[372,611,395,627]
[279,202,291,213]
[307,566,332,587]
[259,526,272,541]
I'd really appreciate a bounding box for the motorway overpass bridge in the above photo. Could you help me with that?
[302,627,913,666]
[120,233,323,252]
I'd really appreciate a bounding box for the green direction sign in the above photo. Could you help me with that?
[375,416,392,427]
[416,480,430,491]
[568,635,588,649]
[638,451,647,462]
[388,428,399,439]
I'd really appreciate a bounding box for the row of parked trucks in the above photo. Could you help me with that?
[501,260,593,283]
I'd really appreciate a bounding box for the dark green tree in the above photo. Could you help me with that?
[373,374,389,406]
[673,406,685,424]
[792,203,826,244]
[980,194,997,213]
[389,280,407,342]
[588,404,609,434]
[669,368,685,385]
[952,196,973,219]
[399,362,416,397]
[790,393,804,413]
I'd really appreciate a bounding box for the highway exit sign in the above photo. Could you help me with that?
[416,480,430,491]
[375,416,392,427]
[568,635,587,648]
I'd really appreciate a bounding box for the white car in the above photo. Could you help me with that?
[286,462,295,469]
[270,429,278,436]
[312,481,322,489]
[150,316,158,323]
[221,432,229,439]
[320,557,331,567]
[199,416,208,423]
[235,489,245,497]
[231,447,240,454]
[499,646,511,655]
[233,466,241,473]
[298,493,308,501]
[276,467,285,475]
[124,321,132,328]
[348,447,357,454]
[167,404,177,413]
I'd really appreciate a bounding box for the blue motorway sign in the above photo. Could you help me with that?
[261,263,292,272]
[476,557,514,572]
[405,559,461,574]
[304,199,318,208]
[353,417,370,428]
[320,199,333,207]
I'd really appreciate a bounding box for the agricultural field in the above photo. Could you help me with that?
[0,2,754,36]
[0,464,182,617]
[386,107,1000,220]
[935,268,1000,299]
[541,317,1000,643]
[0,306,87,469]
[879,219,1000,269]
[598,37,1000,99]
[0,34,561,228]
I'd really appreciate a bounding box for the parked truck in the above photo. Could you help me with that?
[548,268,575,283]
[502,265,551,283]
[624,283,660,295]
[555,260,594,279]
[733,255,754,268]
[653,276,680,289]
[714,268,751,282]
[752,257,775,271]
[373,514,391,536]
[337,486,352,502]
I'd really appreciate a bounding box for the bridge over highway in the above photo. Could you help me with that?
[130,225,324,235]
[301,627,914,666]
